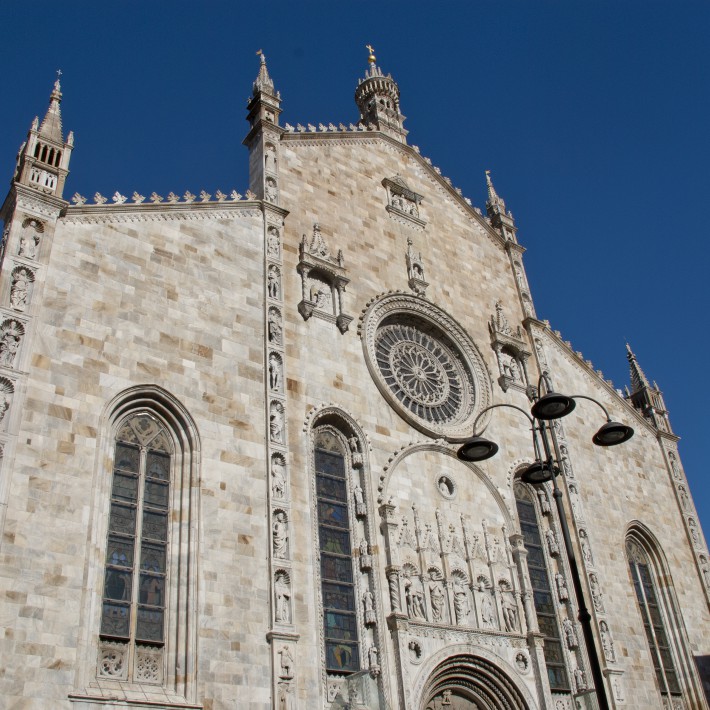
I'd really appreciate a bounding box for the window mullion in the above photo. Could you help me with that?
[129,447,148,660]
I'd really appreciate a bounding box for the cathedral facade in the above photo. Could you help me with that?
[0,52,708,710]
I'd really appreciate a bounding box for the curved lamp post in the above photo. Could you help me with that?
[456,374,634,710]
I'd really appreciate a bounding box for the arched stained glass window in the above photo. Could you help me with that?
[100,412,173,681]
[626,539,682,700]
[515,484,570,693]
[314,428,360,675]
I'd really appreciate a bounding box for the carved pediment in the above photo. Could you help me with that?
[383,175,426,228]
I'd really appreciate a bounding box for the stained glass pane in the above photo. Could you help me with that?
[140,542,166,574]
[543,640,564,663]
[321,555,353,583]
[112,472,138,502]
[104,569,132,601]
[109,503,136,535]
[326,642,359,672]
[106,535,134,568]
[319,526,351,555]
[533,590,554,615]
[548,666,568,691]
[144,480,169,510]
[142,509,168,542]
[115,444,140,472]
[101,602,130,637]
[324,611,358,640]
[315,449,345,478]
[146,451,170,481]
[139,574,165,606]
[323,582,356,611]
[318,501,349,528]
[316,474,347,501]
[537,615,558,637]
[136,607,164,642]
[527,546,545,566]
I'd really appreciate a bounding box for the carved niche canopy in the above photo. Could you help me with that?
[383,175,426,229]
[488,301,532,395]
[297,223,352,333]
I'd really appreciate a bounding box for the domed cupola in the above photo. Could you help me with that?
[355,46,408,143]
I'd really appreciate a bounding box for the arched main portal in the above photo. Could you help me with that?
[421,654,530,710]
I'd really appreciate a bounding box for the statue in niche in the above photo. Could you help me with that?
[502,596,518,632]
[568,484,582,518]
[0,321,22,368]
[368,645,379,670]
[668,451,681,479]
[268,308,282,345]
[348,436,363,467]
[267,227,280,258]
[277,682,295,710]
[18,230,39,259]
[546,528,560,556]
[600,621,615,662]
[580,530,593,565]
[273,512,288,559]
[0,392,11,423]
[689,518,700,546]
[574,667,588,693]
[275,572,291,623]
[556,573,569,602]
[269,402,284,444]
[269,354,282,391]
[308,280,330,309]
[479,589,495,628]
[589,573,604,612]
[265,178,277,202]
[678,485,689,511]
[429,581,445,622]
[278,645,294,679]
[537,489,551,515]
[10,269,30,311]
[563,618,578,649]
[267,265,280,299]
[271,457,286,499]
[265,144,277,173]
[405,580,426,619]
[359,538,372,570]
[363,590,376,625]
[353,483,366,517]
[453,580,470,624]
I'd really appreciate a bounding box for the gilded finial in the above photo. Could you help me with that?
[366,44,376,64]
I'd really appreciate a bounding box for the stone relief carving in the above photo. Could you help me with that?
[563,618,578,649]
[429,580,446,623]
[579,529,593,566]
[546,528,560,557]
[18,218,43,259]
[269,352,283,392]
[688,517,700,546]
[589,573,604,612]
[437,475,455,498]
[297,223,352,333]
[0,320,24,368]
[0,378,14,424]
[272,510,289,559]
[265,177,278,203]
[478,583,496,629]
[10,267,34,312]
[489,301,531,393]
[277,681,295,710]
[271,454,286,499]
[134,644,163,684]
[382,175,425,228]
[574,667,588,693]
[348,436,363,468]
[537,489,551,515]
[270,401,284,443]
[405,237,428,296]
[275,570,292,624]
[268,307,282,345]
[267,225,281,259]
[278,645,294,679]
[268,265,281,300]
[555,573,569,602]
[360,539,373,571]
[405,577,426,620]
[515,652,529,673]
[264,143,277,173]
[98,640,128,680]
[600,620,616,662]
[678,484,689,511]
[363,589,376,626]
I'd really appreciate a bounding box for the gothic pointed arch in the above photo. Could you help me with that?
[625,522,706,708]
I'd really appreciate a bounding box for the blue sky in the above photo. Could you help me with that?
[1,2,708,534]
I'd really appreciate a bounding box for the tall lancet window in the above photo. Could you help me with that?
[314,428,360,675]
[626,538,682,700]
[515,484,570,692]
[100,413,172,682]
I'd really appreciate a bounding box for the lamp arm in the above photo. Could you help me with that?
[471,402,535,435]
[568,394,611,421]
[536,370,555,396]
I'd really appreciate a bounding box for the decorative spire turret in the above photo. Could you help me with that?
[252,50,275,97]
[12,73,73,199]
[485,171,517,242]
[354,46,407,143]
[624,344,672,434]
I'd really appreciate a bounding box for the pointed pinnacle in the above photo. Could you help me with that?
[38,75,64,143]
[626,343,651,392]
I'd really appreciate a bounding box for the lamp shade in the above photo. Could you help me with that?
[457,436,499,462]
[530,392,576,420]
[592,421,634,447]
[520,461,557,485]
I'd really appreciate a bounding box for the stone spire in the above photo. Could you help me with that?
[252,51,276,96]
[11,74,73,199]
[354,46,407,142]
[624,344,672,434]
[485,171,517,242]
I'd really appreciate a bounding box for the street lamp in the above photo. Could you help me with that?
[456,375,634,710]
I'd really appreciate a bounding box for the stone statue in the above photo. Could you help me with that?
[10,269,29,311]
[480,591,495,628]
[405,580,425,619]
[556,573,569,602]
[348,435,363,467]
[502,597,518,632]
[269,402,284,444]
[0,392,11,423]
[359,538,372,570]
[271,457,286,499]
[689,518,700,546]
[268,309,282,345]
[579,530,593,565]
[453,580,470,624]
[268,265,280,299]
[265,178,277,202]
[267,227,280,257]
[0,323,21,368]
[546,528,560,557]
[353,483,366,517]
[273,512,288,559]
[563,618,578,649]
[429,581,445,622]
[269,354,281,391]
[18,232,38,259]
[363,590,376,625]
[590,573,603,612]
[278,645,294,679]
[574,667,587,692]
[537,489,551,515]
[368,645,379,669]
[265,145,277,173]
[275,572,291,623]
[678,485,689,511]
[600,621,615,662]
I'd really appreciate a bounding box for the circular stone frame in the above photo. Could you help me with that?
[361,293,492,441]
